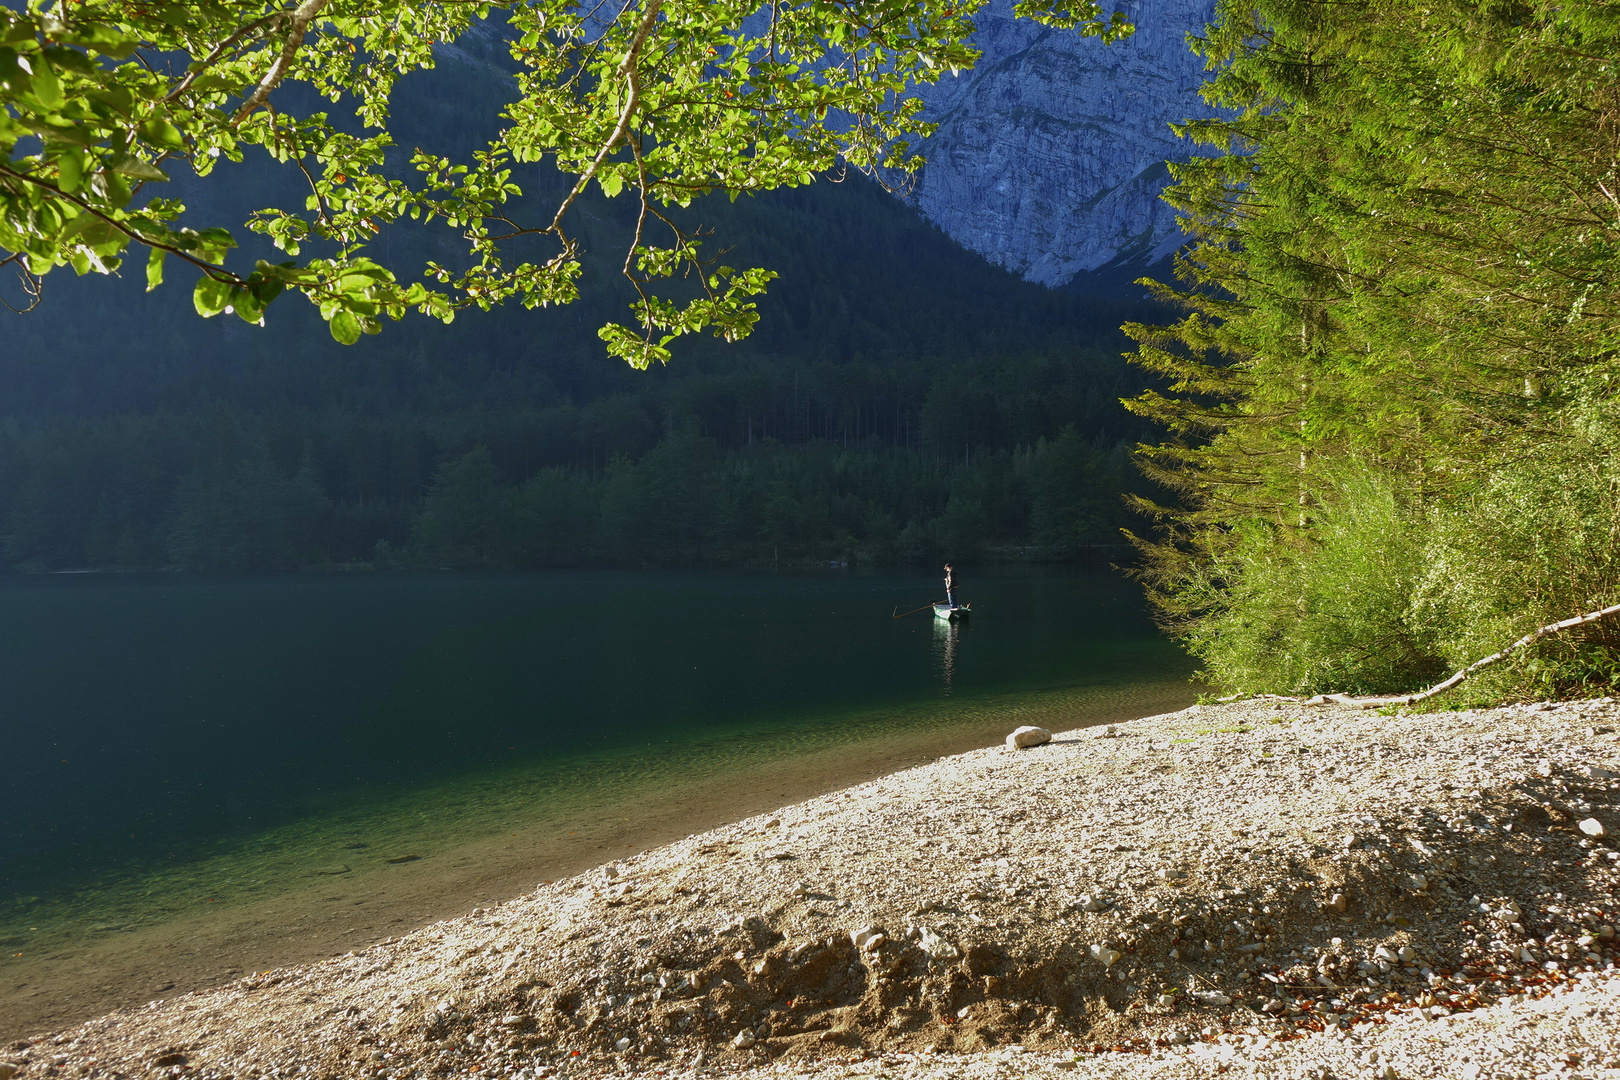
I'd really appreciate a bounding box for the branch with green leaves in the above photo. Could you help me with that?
[0,0,1130,364]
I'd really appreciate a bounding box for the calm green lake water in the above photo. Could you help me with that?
[0,567,1193,948]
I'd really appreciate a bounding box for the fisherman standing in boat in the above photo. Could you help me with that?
[943,562,957,608]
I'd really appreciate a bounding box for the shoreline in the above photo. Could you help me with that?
[5,696,1618,1079]
[0,683,1196,1040]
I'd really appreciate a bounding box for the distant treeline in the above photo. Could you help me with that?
[0,382,1139,572]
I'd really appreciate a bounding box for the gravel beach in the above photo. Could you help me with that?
[5,697,1618,1079]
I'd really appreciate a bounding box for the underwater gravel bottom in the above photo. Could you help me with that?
[0,674,1196,1038]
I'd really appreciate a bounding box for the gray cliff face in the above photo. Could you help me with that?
[904,0,1217,285]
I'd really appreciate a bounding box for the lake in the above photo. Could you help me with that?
[0,566,1195,1034]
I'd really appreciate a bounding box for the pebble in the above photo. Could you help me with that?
[1193,990,1233,1006]
[1577,817,1606,838]
[614,1038,631,1052]
[1326,893,1348,914]
[731,1030,755,1049]
[1005,725,1052,750]
[918,928,960,960]
[1089,944,1122,967]
[850,926,884,951]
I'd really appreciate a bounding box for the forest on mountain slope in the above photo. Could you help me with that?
[0,18,1173,574]
[1127,0,1620,700]
[0,166,1161,571]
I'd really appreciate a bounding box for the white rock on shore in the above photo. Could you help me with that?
[1005,725,1052,750]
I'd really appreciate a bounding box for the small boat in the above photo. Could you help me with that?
[934,602,971,620]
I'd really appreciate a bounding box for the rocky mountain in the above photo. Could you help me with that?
[436,1,1218,289]
[904,0,1218,286]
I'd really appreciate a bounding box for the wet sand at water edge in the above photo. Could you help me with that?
[1,686,1195,1041]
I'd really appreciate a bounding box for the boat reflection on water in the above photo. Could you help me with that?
[932,615,965,694]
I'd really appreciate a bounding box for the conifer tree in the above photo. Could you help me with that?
[1127,0,1620,696]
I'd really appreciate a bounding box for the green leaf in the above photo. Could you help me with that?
[20,118,93,146]
[138,118,184,149]
[233,290,264,324]
[146,247,165,292]
[90,169,133,209]
[41,46,95,76]
[32,59,64,110]
[108,154,170,182]
[78,27,139,60]
[329,309,362,345]
[193,275,232,318]
[56,150,83,193]
[62,215,123,248]
[185,73,237,94]
[0,47,27,93]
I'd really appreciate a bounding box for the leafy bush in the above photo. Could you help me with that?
[1186,404,1620,699]
[1185,469,1445,695]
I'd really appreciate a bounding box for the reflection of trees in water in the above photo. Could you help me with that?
[932,617,963,694]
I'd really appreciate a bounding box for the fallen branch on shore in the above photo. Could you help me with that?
[1219,599,1620,709]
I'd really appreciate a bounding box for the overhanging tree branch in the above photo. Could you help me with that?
[547,0,664,234]
[232,0,332,124]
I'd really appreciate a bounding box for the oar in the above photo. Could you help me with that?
[892,602,938,619]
